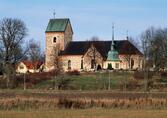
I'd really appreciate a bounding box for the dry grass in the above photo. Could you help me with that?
[0,91,166,110]
[0,109,167,118]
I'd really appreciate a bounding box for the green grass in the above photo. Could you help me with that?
[0,109,167,118]
[33,72,130,90]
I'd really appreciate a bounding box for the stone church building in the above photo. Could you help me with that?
[45,18,143,72]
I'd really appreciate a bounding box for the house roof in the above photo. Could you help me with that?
[21,61,43,69]
[59,40,143,59]
[46,18,71,32]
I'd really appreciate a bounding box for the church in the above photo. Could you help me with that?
[45,18,143,72]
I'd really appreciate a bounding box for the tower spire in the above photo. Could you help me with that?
[112,23,114,43]
[111,23,115,51]
[53,9,56,19]
[107,23,120,61]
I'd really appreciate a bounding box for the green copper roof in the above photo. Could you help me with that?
[46,19,69,32]
[107,39,120,61]
[107,50,120,61]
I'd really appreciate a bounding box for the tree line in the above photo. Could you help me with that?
[141,27,167,71]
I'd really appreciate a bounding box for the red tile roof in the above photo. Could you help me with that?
[22,61,43,69]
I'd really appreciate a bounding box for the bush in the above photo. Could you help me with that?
[66,70,80,75]
[107,63,113,70]
[133,71,144,80]
[13,72,56,88]
[0,78,7,89]
[55,76,73,90]
[133,70,154,80]
[127,79,140,90]
[160,72,167,77]
[0,71,3,75]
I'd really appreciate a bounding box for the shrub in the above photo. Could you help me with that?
[107,63,113,70]
[0,71,2,75]
[161,72,167,77]
[13,72,56,88]
[127,79,140,90]
[0,78,7,89]
[133,71,144,80]
[55,76,73,90]
[66,70,80,75]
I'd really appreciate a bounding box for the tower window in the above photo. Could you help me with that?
[68,60,71,70]
[53,37,57,43]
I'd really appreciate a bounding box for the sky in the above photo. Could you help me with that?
[0,0,167,51]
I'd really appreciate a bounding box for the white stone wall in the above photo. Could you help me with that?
[45,32,64,71]
[83,47,103,71]
[60,55,83,71]
[103,61,121,69]
[16,62,28,73]
[119,54,143,69]
[64,22,73,48]
[60,46,104,71]
[103,55,143,70]
[59,54,143,71]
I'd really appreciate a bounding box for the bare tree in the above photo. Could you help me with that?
[0,18,28,65]
[27,39,43,71]
[141,27,167,70]
[140,27,167,91]
[122,39,134,69]
[0,18,28,88]
[28,39,42,61]
[52,45,66,90]
[140,27,157,92]
[121,37,140,91]
[149,29,167,70]
[129,37,141,51]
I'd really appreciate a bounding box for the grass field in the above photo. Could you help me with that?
[0,109,167,118]
[33,72,131,90]
[1,71,167,91]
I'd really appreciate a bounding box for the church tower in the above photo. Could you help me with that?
[45,18,73,71]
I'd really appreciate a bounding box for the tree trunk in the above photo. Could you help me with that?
[108,71,111,90]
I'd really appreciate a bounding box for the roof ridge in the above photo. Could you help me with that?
[71,40,128,43]
[50,18,69,20]
[60,39,142,56]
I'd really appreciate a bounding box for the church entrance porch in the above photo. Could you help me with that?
[104,61,120,70]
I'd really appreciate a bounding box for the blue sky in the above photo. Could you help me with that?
[0,0,167,51]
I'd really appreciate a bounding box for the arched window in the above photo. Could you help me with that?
[115,63,119,69]
[91,59,95,69]
[131,59,134,69]
[53,37,57,43]
[68,60,71,70]
[81,59,83,69]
